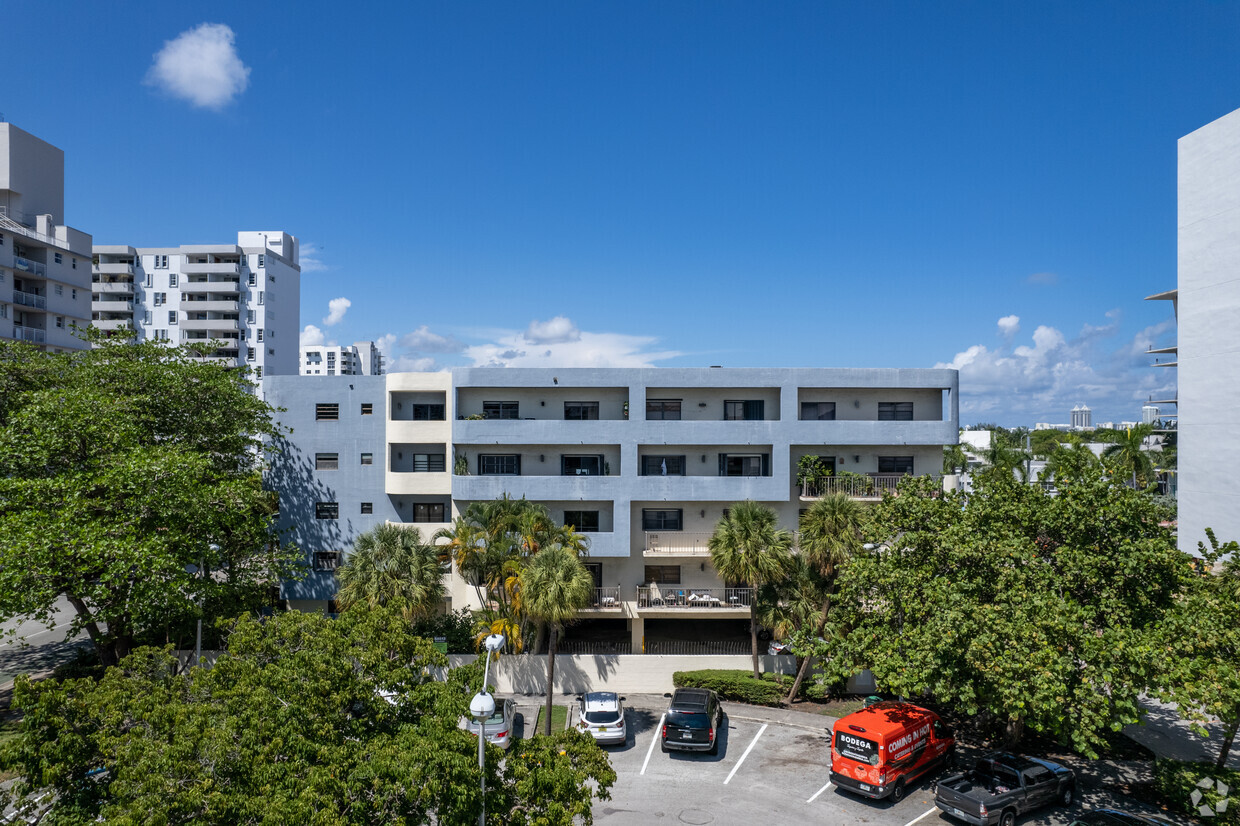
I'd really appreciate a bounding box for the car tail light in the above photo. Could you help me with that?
[980,804,988,817]
[879,772,887,785]
[494,730,507,739]
[661,724,667,739]
[708,727,715,742]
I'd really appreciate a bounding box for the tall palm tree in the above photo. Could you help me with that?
[1102,423,1156,489]
[335,525,447,621]
[786,494,864,702]
[708,501,795,679]
[521,544,594,734]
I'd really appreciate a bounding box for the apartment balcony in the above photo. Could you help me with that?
[453,418,623,445]
[788,419,958,445]
[181,299,240,313]
[642,531,715,557]
[94,263,134,275]
[181,279,241,294]
[12,290,47,310]
[92,299,134,311]
[386,472,452,496]
[799,473,942,501]
[182,261,240,275]
[637,474,788,501]
[635,586,752,615]
[12,257,46,278]
[452,473,622,502]
[579,587,623,611]
[93,280,134,294]
[578,531,624,558]
[10,326,46,343]
[93,318,133,332]
[180,318,239,331]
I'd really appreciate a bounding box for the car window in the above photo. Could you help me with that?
[1025,766,1053,784]
[583,709,622,724]
[666,711,712,729]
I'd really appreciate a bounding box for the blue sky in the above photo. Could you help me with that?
[8,2,1236,425]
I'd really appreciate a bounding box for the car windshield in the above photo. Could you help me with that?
[667,711,711,729]
[470,707,505,726]
[583,709,621,724]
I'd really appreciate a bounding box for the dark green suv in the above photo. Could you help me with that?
[661,688,723,754]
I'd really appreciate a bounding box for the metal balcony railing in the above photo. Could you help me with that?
[636,586,752,609]
[12,326,47,343]
[13,257,46,277]
[800,474,941,499]
[587,587,621,608]
[643,531,715,556]
[12,290,46,309]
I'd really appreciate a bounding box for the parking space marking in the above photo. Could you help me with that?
[722,723,767,785]
[902,807,939,826]
[640,713,665,776]
[806,780,833,803]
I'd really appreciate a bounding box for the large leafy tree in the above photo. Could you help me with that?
[522,544,595,735]
[337,525,447,622]
[1157,529,1240,770]
[0,608,616,825]
[822,463,1186,756]
[708,501,794,679]
[0,334,301,667]
[1101,423,1157,489]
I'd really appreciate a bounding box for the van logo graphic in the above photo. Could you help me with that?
[1192,777,1231,817]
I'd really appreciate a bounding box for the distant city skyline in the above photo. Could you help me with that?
[8,2,1233,424]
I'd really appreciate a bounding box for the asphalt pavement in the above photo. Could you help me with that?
[0,597,91,688]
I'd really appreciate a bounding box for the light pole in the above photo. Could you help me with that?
[195,543,220,666]
[471,633,505,826]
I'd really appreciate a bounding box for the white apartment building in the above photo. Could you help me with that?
[93,231,301,376]
[301,341,385,376]
[0,122,93,351]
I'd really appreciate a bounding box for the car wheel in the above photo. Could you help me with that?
[890,779,906,803]
[1060,783,1074,806]
[999,810,1017,826]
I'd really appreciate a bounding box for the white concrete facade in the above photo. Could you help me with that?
[1175,106,1240,554]
[0,123,93,352]
[92,231,301,375]
[301,340,384,376]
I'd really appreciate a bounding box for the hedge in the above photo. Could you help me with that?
[1153,758,1240,824]
[672,669,788,707]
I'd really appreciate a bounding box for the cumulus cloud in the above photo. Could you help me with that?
[465,330,679,368]
[1027,271,1058,286]
[389,355,439,372]
[375,333,397,356]
[400,325,464,353]
[300,325,326,346]
[145,23,250,110]
[299,242,327,272]
[997,315,1020,339]
[524,316,581,345]
[323,297,351,326]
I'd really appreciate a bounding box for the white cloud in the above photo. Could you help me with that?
[299,242,327,272]
[524,316,581,345]
[375,333,397,356]
[389,355,439,372]
[300,325,326,346]
[145,23,250,110]
[997,315,1020,339]
[465,330,680,368]
[323,297,351,326]
[400,325,463,353]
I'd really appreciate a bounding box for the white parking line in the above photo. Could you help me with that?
[806,780,833,802]
[902,806,939,826]
[640,713,665,776]
[722,722,767,784]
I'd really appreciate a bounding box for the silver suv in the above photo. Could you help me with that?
[575,692,627,745]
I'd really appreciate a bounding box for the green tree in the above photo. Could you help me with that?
[521,544,594,735]
[337,525,447,622]
[0,608,615,825]
[1157,529,1240,770]
[708,501,794,679]
[0,334,300,668]
[1101,423,1157,489]
[785,493,864,703]
[942,443,969,476]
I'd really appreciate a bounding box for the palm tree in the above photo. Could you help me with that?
[1102,423,1156,489]
[708,501,795,679]
[786,494,864,702]
[521,544,594,734]
[336,525,447,621]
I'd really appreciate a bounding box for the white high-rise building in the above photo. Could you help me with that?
[0,122,94,351]
[1070,404,1092,430]
[301,340,385,376]
[93,231,301,376]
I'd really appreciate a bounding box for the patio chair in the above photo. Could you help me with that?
[649,581,664,606]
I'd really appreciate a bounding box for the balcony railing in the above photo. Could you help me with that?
[12,326,47,343]
[13,257,46,277]
[800,474,941,499]
[587,587,621,608]
[636,586,752,609]
[12,290,47,309]
[644,531,715,556]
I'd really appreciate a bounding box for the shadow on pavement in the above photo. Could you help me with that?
[0,638,92,685]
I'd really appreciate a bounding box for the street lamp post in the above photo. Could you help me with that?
[471,633,505,826]
[195,543,220,666]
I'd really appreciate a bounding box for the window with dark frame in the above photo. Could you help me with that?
[641,455,686,476]
[313,551,341,571]
[561,455,602,476]
[315,502,339,519]
[644,565,682,585]
[641,509,683,531]
[412,403,445,420]
[315,453,339,471]
[360,403,373,415]
[800,401,836,421]
[724,400,765,420]
[645,399,682,420]
[479,454,521,475]
[483,401,519,419]
[878,402,914,421]
[360,502,373,514]
[412,503,446,523]
[564,401,600,420]
[360,452,373,465]
[719,454,769,476]
[411,453,446,473]
[315,403,339,421]
[878,456,915,474]
[563,510,600,532]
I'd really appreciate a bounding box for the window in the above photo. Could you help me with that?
[145,273,153,287]
[412,503,446,523]
[169,273,178,288]
[71,288,77,300]
[55,316,65,329]
[411,453,446,473]
[0,305,6,320]
[315,403,340,421]
[719,454,769,477]
[247,347,256,361]
[153,292,166,306]
[257,254,265,268]
[412,403,445,420]
[315,453,339,471]
[646,399,681,420]
[483,401,519,419]
[168,310,177,324]
[479,454,521,475]
[257,291,264,305]
[256,366,262,379]
[360,452,373,465]
[315,502,339,519]
[878,402,914,421]
[563,510,600,532]
[641,455,686,476]
[564,401,599,420]
[360,502,373,515]
[360,403,373,415]
[54,253,62,264]
[878,456,914,474]
[561,455,602,476]
[72,258,77,269]
[313,551,341,571]
[143,310,152,324]
[642,509,683,531]
[724,400,765,420]
[800,401,836,421]
[154,255,168,268]
[644,565,681,585]
[248,273,257,286]
[247,310,256,323]
[55,284,63,296]
[257,329,264,341]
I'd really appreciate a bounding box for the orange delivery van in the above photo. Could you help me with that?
[830,701,956,803]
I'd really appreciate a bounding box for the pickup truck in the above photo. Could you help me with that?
[935,753,1075,826]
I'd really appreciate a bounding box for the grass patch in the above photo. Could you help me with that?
[802,697,868,718]
[532,704,568,734]
[0,714,21,783]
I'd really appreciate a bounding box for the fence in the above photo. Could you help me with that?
[644,639,749,655]
[558,639,633,655]
[636,586,752,608]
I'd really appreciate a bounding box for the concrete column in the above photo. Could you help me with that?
[629,617,645,653]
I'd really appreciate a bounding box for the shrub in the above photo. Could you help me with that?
[411,609,477,654]
[672,669,787,707]
[1153,758,1239,823]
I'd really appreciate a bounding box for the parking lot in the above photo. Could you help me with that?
[508,694,1173,826]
